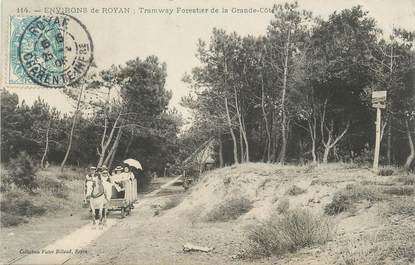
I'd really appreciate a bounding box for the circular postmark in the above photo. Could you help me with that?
[18,14,93,88]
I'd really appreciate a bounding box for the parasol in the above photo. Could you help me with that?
[123,158,143,170]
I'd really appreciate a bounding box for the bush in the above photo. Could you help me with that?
[204,197,252,222]
[1,213,28,227]
[395,176,415,185]
[325,185,383,215]
[276,197,290,214]
[383,186,414,196]
[378,167,395,176]
[37,177,69,199]
[286,185,306,196]
[0,191,46,218]
[7,152,38,191]
[0,174,13,192]
[245,209,331,258]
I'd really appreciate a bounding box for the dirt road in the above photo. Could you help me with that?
[6,176,182,265]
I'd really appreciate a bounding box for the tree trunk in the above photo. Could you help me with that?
[234,87,249,163]
[224,97,238,164]
[41,120,51,169]
[241,114,249,162]
[307,116,317,164]
[106,127,123,168]
[279,29,291,165]
[124,133,134,157]
[387,44,394,165]
[322,147,330,164]
[218,135,224,167]
[404,119,414,170]
[261,78,271,162]
[239,126,244,163]
[60,86,83,172]
[97,114,121,167]
[387,114,392,165]
[321,120,350,164]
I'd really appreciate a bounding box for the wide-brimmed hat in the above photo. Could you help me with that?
[101,170,109,174]
[115,166,123,171]
[90,166,96,170]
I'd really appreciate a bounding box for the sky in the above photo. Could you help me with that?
[2,0,415,118]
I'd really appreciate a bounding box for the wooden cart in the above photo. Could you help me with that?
[107,178,138,218]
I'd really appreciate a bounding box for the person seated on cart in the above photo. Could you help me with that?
[84,166,96,199]
[111,166,126,198]
[100,170,113,200]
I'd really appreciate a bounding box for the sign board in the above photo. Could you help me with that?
[372,91,387,109]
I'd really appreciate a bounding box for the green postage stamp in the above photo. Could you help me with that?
[7,14,93,88]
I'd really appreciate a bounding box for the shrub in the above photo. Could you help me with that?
[325,185,383,215]
[1,213,28,227]
[0,191,46,218]
[245,209,331,258]
[378,167,395,176]
[204,197,252,222]
[383,186,414,196]
[0,174,13,192]
[37,177,69,198]
[286,185,306,196]
[7,152,38,191]
[395,176,415,185]
[276,197,290,214]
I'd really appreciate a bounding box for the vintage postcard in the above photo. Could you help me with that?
[1,0,414,264]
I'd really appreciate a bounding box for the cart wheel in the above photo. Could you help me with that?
[121,207,126,218]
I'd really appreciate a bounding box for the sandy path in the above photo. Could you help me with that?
[7,176,182,265]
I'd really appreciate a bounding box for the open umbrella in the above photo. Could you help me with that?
[123,158,143,170]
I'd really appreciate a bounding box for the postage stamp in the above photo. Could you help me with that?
[9,14,93,88]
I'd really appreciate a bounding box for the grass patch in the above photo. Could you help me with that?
[338,226,415,265]
[243,209,331,258]
[395,176,415,185]
[389,198,415,216]
[338,239,385,265]
[325,184,384,215]
[382,185,414,196]
[285,185,306,196]
[41,166,84,181]
[204,197,252,222]
[36,177,69,199]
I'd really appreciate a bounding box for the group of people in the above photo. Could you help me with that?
[84,164,139,226]
[85,165,136,199]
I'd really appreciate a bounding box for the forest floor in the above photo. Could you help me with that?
[2,163,415,265]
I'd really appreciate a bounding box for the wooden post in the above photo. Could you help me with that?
[373,107,381,171]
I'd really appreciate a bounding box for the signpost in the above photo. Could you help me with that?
[372,91,387,171]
